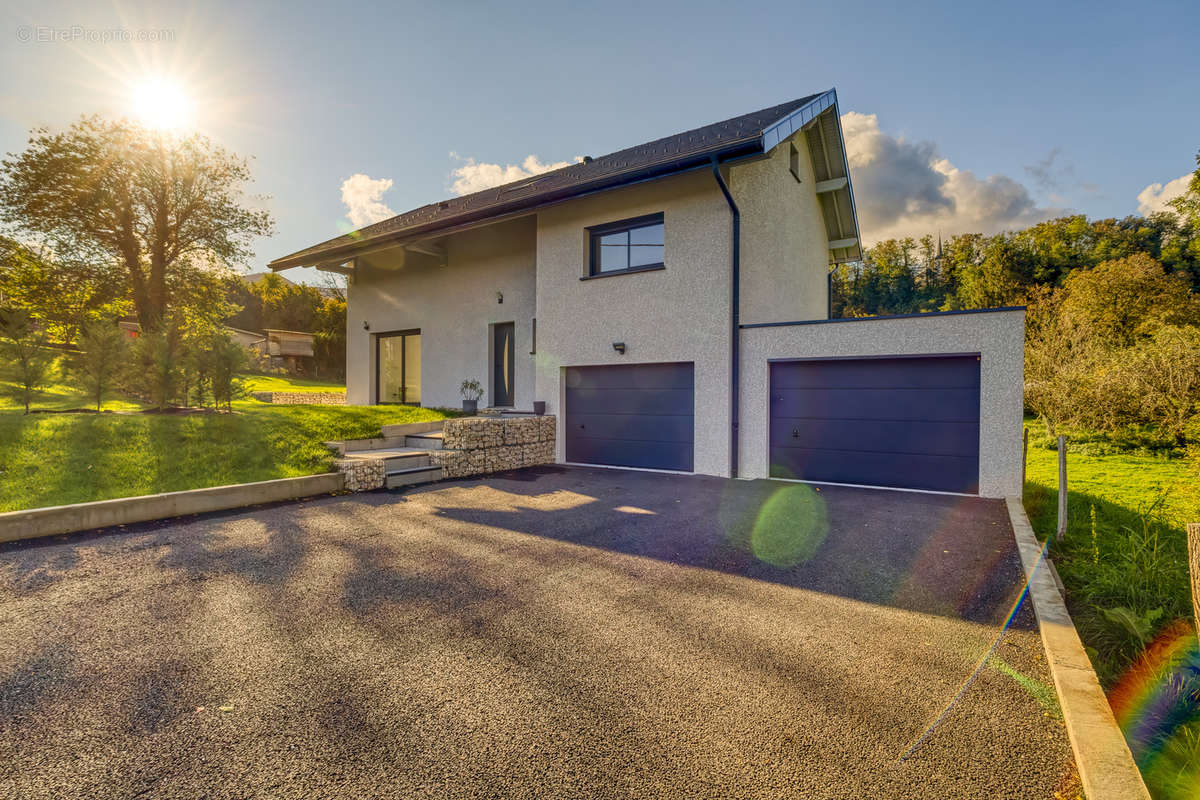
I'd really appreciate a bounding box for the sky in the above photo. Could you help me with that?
[1,0,1197,285]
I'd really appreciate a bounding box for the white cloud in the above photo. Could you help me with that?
[1136,173,1192,216]
[841,112,1058,244]
[449,153,582,196]
[340,173,396,228]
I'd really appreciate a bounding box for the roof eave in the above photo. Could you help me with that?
[268,138,764,272]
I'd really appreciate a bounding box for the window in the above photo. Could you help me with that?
[789,142,802,183]
[376,329,421,404]
[587,213,665,277]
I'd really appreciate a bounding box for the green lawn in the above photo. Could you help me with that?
[241,374,346,393]
[1023,424,1194,683]
[1022,422,1200,799]
[0,402,449,512]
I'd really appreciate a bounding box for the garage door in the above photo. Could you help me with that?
[769,355,980,493]
[565,362,694,471]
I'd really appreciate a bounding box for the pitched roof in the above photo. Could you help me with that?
[269,93,828,270]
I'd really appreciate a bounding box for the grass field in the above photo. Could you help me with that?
[0,402,447,512]
[1022,421,1200,799]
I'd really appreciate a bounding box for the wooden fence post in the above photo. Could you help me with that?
[1056,435,1068,542]
[1189,523,1200,637]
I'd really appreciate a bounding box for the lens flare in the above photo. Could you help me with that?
[1109,620,1200,774]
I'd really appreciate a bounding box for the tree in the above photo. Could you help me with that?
[68,319,128,411]
[0,116,273,331]
[0,236,125,344]
[125,321,183,410]
[208,333,247,411]
[1058,253,1198,349]
[0,309,56,413]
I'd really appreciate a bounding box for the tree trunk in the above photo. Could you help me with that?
[1189,523,1200,637]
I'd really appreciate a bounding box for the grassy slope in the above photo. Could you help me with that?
[0,402,447,512]
[241,374,346,393]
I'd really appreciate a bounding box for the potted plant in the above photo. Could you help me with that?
[459,379,483,414]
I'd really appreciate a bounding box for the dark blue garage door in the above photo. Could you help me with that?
[769,355,980,493]
[565,362,694,471]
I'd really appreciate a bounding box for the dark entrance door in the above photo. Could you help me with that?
[564,362,694,471]
[768,355,981,493]
[493,322,515,407]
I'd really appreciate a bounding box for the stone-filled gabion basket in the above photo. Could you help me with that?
[334,457,386,491]
[433,416,556,479]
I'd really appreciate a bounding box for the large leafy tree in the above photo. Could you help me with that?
[0,116,273,331]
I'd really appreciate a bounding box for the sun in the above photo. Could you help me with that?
[130,77,192,131]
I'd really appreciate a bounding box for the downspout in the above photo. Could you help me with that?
[711,157,739,478]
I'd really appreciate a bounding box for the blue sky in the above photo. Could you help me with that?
[2,0,1197,285]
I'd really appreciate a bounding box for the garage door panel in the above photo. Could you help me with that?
[769,419,979,458]
[770,387,980,423]
[566,364,694,390]
[569,412,693,443]
[565,362,694,472]
[565,388,694,416]
[566,438,694,472]
[771,357,980,390]
[769,356,980,493]
[770,447,980,494]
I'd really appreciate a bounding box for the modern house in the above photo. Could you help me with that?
[270,90,1024,498]
[262,328,316,371]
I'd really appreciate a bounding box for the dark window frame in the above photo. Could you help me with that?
[586,212,665,278]
[375,328,421,405]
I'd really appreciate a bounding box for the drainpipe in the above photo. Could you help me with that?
[711,156,739,478]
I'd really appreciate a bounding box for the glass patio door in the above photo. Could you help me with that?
[377,330,421,404]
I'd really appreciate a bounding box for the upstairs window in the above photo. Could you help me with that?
[587,213,665,277]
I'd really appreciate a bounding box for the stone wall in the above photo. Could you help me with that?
[432,416,555,479]
[334,457,385,491]
[253,391,346,405]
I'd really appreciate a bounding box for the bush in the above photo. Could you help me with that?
[208,333,247,411]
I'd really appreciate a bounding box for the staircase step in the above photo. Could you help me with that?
[404,432,444,450]
[343,448,430,469]
[385,466,443,489]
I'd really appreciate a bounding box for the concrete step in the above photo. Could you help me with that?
[380,421,444,439]
[404,431,444,450]
[385,465,443,489]
[343,448,430,469]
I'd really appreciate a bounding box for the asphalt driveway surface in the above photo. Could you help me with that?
[0,466,1079,799]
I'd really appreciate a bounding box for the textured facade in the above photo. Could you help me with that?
[739,309,1026,498]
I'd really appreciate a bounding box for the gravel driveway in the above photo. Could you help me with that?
[0,466,1079,798]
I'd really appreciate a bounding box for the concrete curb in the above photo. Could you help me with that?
[0,473,345,544]
[1005,497,1150,800]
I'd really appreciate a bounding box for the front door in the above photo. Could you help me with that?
[377,330,421,404]
[493,322,515,407]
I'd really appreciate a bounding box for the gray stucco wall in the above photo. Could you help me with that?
[738,308,1026,498]
[533,170,735,477]
[729,129,830,325]
[345,216,537,408]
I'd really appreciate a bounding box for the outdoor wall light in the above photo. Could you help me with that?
[363,320,370,330]
[612,341,626,354]
[497,291,503,304]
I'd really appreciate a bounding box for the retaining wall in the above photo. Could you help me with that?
[433,416,555,479]
[253,391,346,405]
